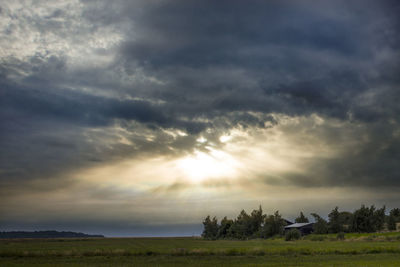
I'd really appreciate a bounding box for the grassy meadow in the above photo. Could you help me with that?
[1,232,400,266]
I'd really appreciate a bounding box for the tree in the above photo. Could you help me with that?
[295,211,309,223]
[328,207,343,233]
[338,211,353,232]
[351,205,374,232]
[227,210,252,239]
[202,215,219,240]
[262,211,285,238]
[388,213,397,231]
[218,216,233,239]
[372,206,385,231]
[311,213,328,234]
[391,208,400,217]
[249,205,265,237]
[388,208,400,231]
[351,205,385,233]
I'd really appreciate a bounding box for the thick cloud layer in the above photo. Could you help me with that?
[1,0,399,234]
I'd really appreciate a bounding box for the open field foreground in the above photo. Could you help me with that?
[1,232,400,266]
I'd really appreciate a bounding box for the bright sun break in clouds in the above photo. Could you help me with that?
[176,147,241,183]
[77,114,331,194]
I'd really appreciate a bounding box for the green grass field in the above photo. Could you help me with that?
[1,232,400,266]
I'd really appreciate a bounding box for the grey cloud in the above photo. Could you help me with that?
[113,0,399,121]
[255,119,400,188]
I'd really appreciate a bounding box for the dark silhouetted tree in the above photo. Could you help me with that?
[338,211,353,232]
[295,211,309,223]
[388,213,396,231]
[218,216,233,238]
[351,205,385,233]
[372,206,385,231]
[227,210,252,239]
[351,205,373,232]
[202,215,219,240]
[262,211,285,238]
[328,207,343,233]
[311,213,328,234]
[249,205,265,237]
[391,208,400,217]
[388,208,400,231]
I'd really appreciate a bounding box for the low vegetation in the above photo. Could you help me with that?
[1,232,400,256]
[1,234,400,266]
[285,229,301,241]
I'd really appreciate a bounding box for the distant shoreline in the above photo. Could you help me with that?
[0,231,104,239]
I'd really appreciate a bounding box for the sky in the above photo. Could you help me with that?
[0,0,399,237]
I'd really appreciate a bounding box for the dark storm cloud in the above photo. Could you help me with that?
[114,0,399,120]
[1,0,400,190]
[119,1,363,69]
[2,78,167,127]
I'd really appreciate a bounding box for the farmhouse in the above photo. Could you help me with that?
[284,222,314,235]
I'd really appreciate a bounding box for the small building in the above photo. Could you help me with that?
[284,222,314,235]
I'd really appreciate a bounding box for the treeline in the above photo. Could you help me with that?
[202,205,400,240]
[0,231,104,239]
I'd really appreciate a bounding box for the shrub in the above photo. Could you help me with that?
[285,229,301,241]
[337,232,345,240]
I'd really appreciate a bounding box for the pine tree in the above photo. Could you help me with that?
[328,207,343,233]
[202,215,219,239]
[295,211,309,223]
[311,213,328,234]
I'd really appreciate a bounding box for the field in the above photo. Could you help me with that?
[1,232,400,266]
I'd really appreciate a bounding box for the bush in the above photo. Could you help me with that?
[337,232,345,240]
[285,229,301,241]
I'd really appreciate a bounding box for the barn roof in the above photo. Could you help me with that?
[284,219,293,225]
[284,222,314,229]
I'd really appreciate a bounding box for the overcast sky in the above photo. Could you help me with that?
[1,0,399,236]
